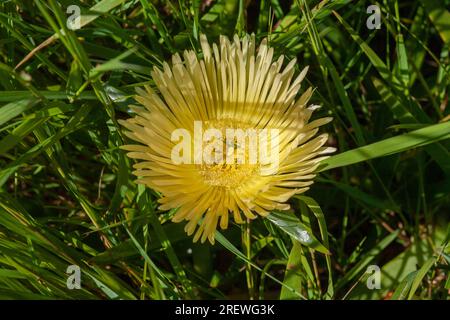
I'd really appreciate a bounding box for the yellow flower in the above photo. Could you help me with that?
[120,34,335,244]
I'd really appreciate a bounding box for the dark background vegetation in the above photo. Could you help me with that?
[0,0,449,299]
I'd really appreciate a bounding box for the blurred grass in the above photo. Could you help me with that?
[0,0,449,300]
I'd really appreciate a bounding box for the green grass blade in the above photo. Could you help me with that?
[267,211,330,255]
[319,121,450,171]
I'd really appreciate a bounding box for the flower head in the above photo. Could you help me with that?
[120,34,334,244]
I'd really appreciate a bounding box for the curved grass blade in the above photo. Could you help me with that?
[215,231,307,299]
[0,99,38,127]
[419,0,450,45]
[267,211,330,255]
[408,257,437,300]
[319,121,450,172]
[280,241,305,300]
[297,196,334,298]
[337,230,399,293]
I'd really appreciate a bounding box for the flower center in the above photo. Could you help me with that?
[199,163,259,188]
[197,119,260,188]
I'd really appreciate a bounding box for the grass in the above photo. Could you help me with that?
[0,0,449,300]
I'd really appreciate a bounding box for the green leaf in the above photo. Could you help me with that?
[336,230,399,292]
[319,121,450,171]
[280,241,304,300]
[391,271,417,300]
[408,257,436,299]
[267,211,330,254]
[215,231,306,299]
[0,91,96,102]
[79,0,130,29]
[419,0,450,45]
[0,99,38,127]
[297,196,334,298]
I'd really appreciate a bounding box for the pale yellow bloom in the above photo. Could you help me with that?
[120,34,334,244]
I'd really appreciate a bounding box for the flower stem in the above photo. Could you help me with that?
[242,219,255,299]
